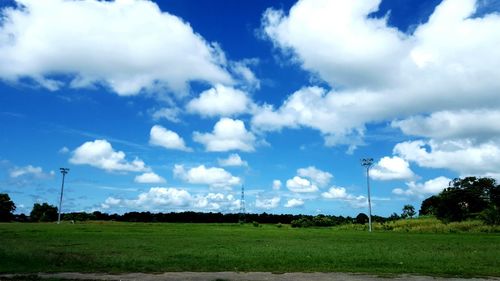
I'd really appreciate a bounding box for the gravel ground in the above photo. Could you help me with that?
[2,272,499,281]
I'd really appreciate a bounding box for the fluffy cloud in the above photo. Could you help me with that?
[70,139,148,172]
[321,187,348,199]
[0,0,232,95]
[134,172,166,184]
[218,154,248,167]
[297,166,332,187]
[393,176,451,197]
[256,0,500,148]
[101,187,239,211]
[194,193,240,211]
[370,156,415,181]
[284,198,304,208]
[286,176,318,193]
[392,110,500,142]
[263,0,405,90]
[173,164,241,189]
[231,60,260,90]
[394,139,500,177]
[193,118,256,152]
[9,165,54,179]
[149,125,191,151]
[251,86,368,150]
[187,84,252,117]
[255,196,280,209]
[284,166,331,193]
[272,180,282,190]
[321,186,367,208]
[151,108,181,123]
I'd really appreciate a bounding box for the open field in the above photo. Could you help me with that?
[0,222,499,277]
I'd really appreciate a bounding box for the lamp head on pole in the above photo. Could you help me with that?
[360,158,374,168]
[60,168,70,175]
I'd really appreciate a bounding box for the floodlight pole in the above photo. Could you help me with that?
[361,158,373,232]
[57,168,69,225]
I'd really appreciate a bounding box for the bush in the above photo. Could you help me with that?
[276,223,283,228]
[480,206,500,225]
[291,217,314,228]
[252,221,260,227]
[355,213,369,224]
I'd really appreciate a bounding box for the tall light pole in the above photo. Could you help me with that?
[361,158,373,232]
[57,168,69,224]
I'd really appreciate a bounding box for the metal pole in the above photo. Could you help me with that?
[58,168,69,224]
[361,158,373,232]
[366,165,372,232]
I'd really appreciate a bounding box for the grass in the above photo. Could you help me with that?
[0,221,499,277]
[338,217,500,233]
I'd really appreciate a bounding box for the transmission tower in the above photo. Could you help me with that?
[239,185,246,223]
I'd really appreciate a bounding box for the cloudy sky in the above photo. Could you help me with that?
[1,0,499,216]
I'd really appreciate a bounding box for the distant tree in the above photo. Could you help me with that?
[388,212,400,221]
[355,213,369,224]
[419,195,440,216]
[401,204,416,219]
[0,193,16,222]
[420,177,500,223]
[30,203,58,222]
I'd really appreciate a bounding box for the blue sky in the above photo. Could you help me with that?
[1,0,500,217]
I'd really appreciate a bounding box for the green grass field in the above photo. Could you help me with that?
[0,222,499,277]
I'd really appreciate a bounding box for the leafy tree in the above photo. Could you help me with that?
[419,195,440,216]
[401,204,416,219]
[388,212,400,221]
[355,213,368,224]
[0,193,16,222]
[30,203,58,222]
[420,177,500,223]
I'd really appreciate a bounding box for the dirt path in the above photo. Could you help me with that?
[2,272,499,281]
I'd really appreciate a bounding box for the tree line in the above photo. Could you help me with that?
[1,176,499,225]
[1,194,395,225]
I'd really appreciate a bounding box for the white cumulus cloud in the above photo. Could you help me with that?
[297,166,332,187]
[255,0,500,149]
[321,187,349,199]
[9,165,54,179]
[321,186,367,208]
[70,139,148,172]
[187,84,252,117]
[284,198,304,208]
[218,154,248,167]
[101,187,240,212]
[173,164,241,189]
[370,156,415,181]
[286,176,318,193]
[149,125,191,151]
[128,187,191,207]
[255,196,280,209]
[393,176,452,197]
[193,118,256,152]
[151,107,181,123]
[134,172,166,184]
[392,109,500,142]
[394,139,500,178]
[0,0,232,95]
